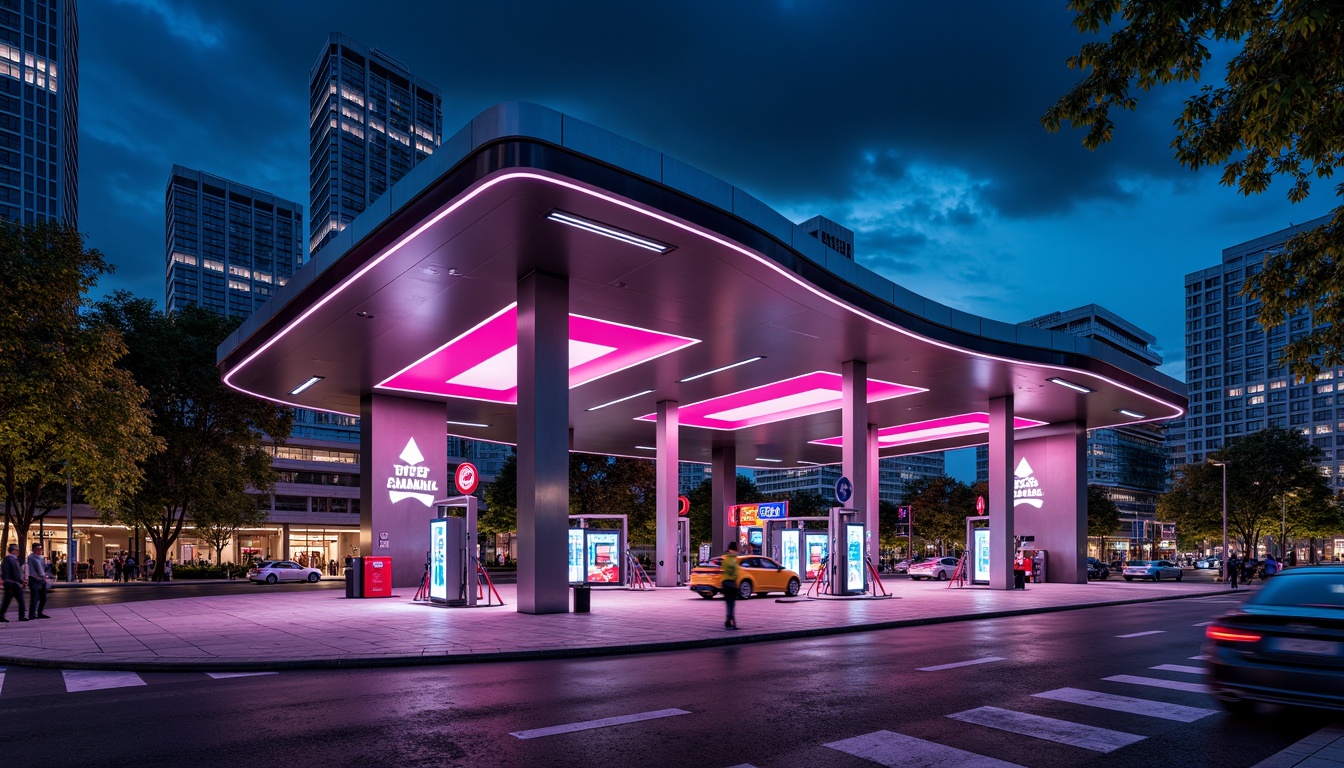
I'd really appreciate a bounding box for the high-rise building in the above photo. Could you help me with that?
[164,166,304,319]
[308,33,442,255]
[0,0,76,225]
[754,453,945,505]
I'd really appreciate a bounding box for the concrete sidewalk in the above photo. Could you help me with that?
[0,578,1238,671]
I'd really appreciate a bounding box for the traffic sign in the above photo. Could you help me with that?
[835,476,853,504]
[976,495,986,515]
[454,462,479,494]
[678,495,690,516]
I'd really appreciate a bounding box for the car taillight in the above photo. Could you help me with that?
[1206,625,1261,643]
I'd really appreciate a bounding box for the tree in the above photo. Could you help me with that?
[90,293,292,581]
[1045,1,1344,378]
[193,493,269,567]
[570,454,656,546]
[902,476,979,556]
[1086,485,1122,554]
[479,450,518,537]
[685,474,763,548]
[0,222,159,556]
[1159,427,1335,555]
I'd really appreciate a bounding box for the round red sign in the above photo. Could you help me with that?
[454,462,479,494]
[678,495,690,516]
[976,495,986,515]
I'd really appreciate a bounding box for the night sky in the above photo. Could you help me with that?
[81,1,1326,388]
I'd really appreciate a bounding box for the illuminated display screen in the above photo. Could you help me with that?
[974,528,991,584]
[429,519,448,601]
[749,528,763,546]
[780,529,800,575]
[568,529,585,583]
[804,533,828,581]
[586,530,621,584]
[846,524,864,592]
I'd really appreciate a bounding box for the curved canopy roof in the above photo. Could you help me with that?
[219,103,1185,468]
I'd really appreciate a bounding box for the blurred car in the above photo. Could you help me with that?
[1087,557,1110,580]
[248,560,323,584]
[1123,559,1184,582]
[908,556,959,581]
[892,557,927,574]
[689,555,801,599]
[1204,565,1344,714]
[1195,557,1221,570]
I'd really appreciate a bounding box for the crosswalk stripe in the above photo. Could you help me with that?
[509,708,690,740]
[826,729,1025,768]
[61,670,146,693]
[1103,674,1209,694]
[1150,664,1205,675]
[918,656,1006,672]
[1033,688,1217,722]
[206,672,279,679]
[1116,630,1166,638]
[947,706,1144,753]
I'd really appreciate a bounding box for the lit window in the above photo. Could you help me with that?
[1317,424,1333,435]
[228,279,251,292]
[340,104,364,123]
[340,86,365,107]
[340,120,364,139]
[1249,395,1265,405]
[277,276,288,286]
[203,259,224,272]
[228,265,251,278]
[1226,387,1244,397]
[1270,379,1287,389]
[254,272,272,284]
[172,253,197,266]
[368,118,385,134]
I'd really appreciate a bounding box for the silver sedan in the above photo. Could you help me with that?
[1123,559,1184,582]
[247,560,323,584]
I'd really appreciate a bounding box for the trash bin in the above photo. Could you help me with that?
[345,556,363,599]
[573,584,591,613]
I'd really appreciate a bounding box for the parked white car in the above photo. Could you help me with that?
[1123,560,1184,582]
[908,556,959,581]
[248,560,323,584]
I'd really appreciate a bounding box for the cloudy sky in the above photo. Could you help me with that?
[81,1,1328,386]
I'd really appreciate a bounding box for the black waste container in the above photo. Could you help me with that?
[573,584,591,613]
[1013,568,1026,590]
[345,556,364,599]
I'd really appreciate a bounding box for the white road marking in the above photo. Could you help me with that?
[1150,664,1206,675]
[0,666,5,695]
[206,672,279,679]
[1033,688,1217,722]
[1103,674,1210,694]
[826,729,1025,768]
[1116,630,1166,638]
[1188,655,1207,661]
[1250,722,1344,768]
[61,670,146,693]
[509,708,690,740]
[918,656,1006,672]
[947,706,1144,753]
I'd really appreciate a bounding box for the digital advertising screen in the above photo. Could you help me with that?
[780,529,801,575]
[568,529,585,583]
[585,530,621,583]
[845,523,864,592]
[749,527,763,547]
[429,519,448,602]
[973,528,991,584]
[804,533,828,581]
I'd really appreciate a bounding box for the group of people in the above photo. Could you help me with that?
[1225,552,1280,589]
[0,543,53,622]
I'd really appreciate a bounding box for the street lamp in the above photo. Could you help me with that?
[1209,459,1230,589]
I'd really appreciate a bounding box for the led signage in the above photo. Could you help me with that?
[387,437,439,507]
[586,531,621,583]
[780,529,800,575]
[756,501,788,520]
[973,528,991,584]
[845,524,864,592]
[804,533,828,581]
[429,519,448,601]
[568,529,585,583]
[1013,457,1043,508]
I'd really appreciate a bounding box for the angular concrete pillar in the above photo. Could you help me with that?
[655,400,680,586]
[516,271,570,614]
[866,423,880,566]
[988,395,1015,590]
[1014,421,1088,583]
[842,360,870,524]
[711,444,736,555]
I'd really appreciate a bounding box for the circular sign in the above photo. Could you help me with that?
[976,495,986,515]
[677,495,690,516]
[454,462,479,494]
[834,476,853,504]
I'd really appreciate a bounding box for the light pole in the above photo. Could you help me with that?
[1209,459,1230,589]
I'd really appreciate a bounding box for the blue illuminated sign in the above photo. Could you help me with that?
[756,501,788,520]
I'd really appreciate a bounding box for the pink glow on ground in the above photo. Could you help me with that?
[810,412,1047,448]
[637,372,924,430]
[376,305,698,403]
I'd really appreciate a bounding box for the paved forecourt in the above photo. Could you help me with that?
[0,578,1231,671]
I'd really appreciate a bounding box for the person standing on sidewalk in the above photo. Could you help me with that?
[721,542,741,630]
[1227,553,1240,589]
[27,543,50,619]
[0,544,27,622]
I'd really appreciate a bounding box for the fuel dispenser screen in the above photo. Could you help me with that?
[804,533,828,581]
[430,519,448,601]
[780,529,800,575]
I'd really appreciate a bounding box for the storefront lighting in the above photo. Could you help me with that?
[1116,409,1145,419]
[678,356,765,383]
[1047,377,1093,394]
[288,376,324,395]
[546,210,672,253]
[587,389,654,412]
[446,419,490,428]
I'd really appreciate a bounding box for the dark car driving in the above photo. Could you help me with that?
[1086,557,1110,580]
[1204,565,1344,714]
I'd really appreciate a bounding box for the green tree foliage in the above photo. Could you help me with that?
[479,450,518,536]
[1159,427,1337,555]
[0,222,159,554]
[685,473,763,548]
[1045,1,1344,378]
[193,494,270,566]
[571,454,656,546]
[90,293,292,581]
[903,476,982,555]
[1086,484,1122,549]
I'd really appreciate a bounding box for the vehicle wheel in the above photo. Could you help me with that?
[307,572,320,583]
[698,591,715,599]
[936,570,949,581]
[738,580,753,599]
[1176,572,1183,582]
[1099,570,1108,580]
[265,574,277,584]
[785,577,801,597]
[1124,576,1133,582]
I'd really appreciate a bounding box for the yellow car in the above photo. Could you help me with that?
[689,555,802,599]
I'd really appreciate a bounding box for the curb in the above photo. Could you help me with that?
[0,588,1236,673]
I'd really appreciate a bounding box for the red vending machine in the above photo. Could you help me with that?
[362,557,392,598]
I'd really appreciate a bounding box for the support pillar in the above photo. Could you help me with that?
[840,360,869,595]
[711,444,736,555]
[655,400,680,586]
[988,395,1015,590]
[516,271,570,614]
[867,423,880,566]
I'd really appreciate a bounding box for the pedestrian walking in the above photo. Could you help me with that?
[0,544,27,621]
[721,542,740,630]
[112,556,122,583]
[1227,553,1240,589]
[27,543,50,619]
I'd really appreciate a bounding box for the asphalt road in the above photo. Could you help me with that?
[1,590,1337,767]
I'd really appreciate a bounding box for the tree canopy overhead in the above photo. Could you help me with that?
[1045,1,1344,378]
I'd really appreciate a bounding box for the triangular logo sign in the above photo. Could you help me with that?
[400,437,425,466]
[1014,457,1033,478]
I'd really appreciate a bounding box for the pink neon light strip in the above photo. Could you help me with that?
[636,372,924,430]
[376,304,698,403]
[810,412,1048,448]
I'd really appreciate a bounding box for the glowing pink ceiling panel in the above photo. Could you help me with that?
[810,412,1047,448]
[377,304,699,403]
[638,371,924,430]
